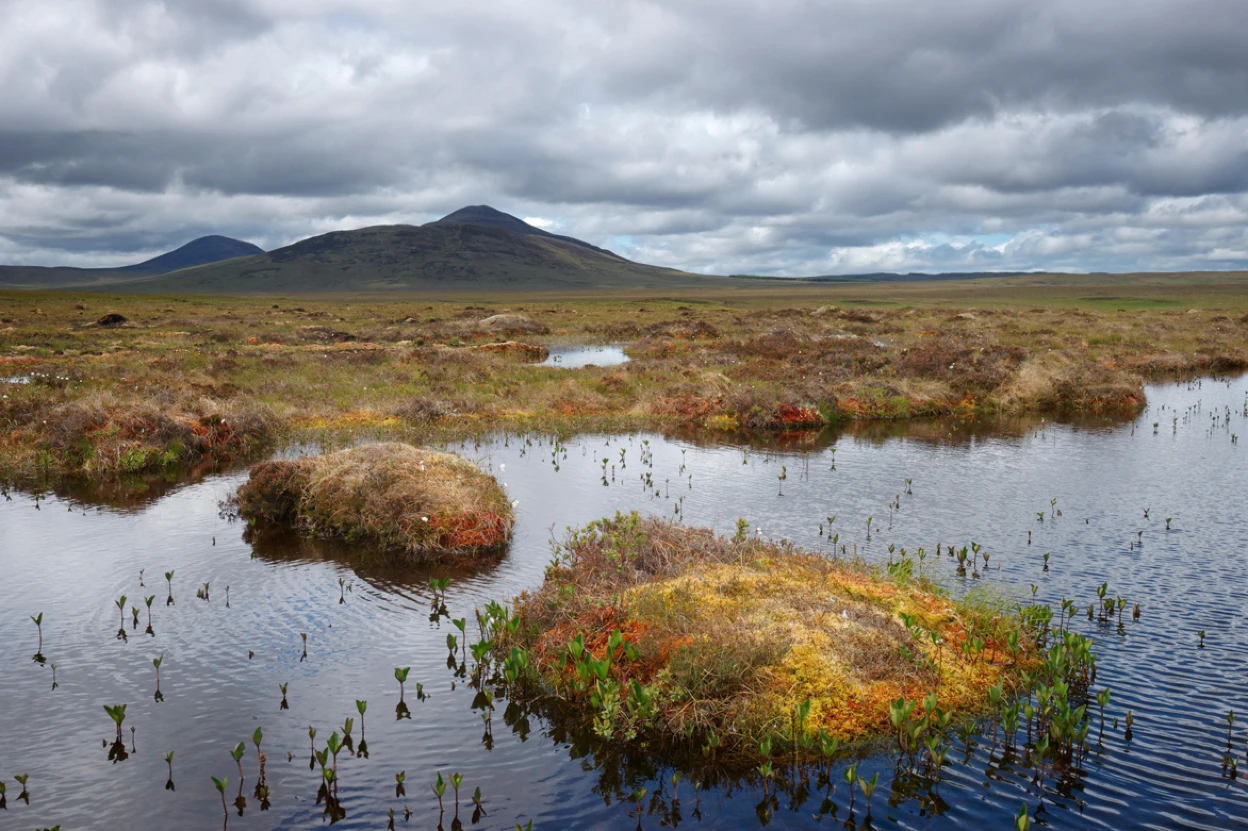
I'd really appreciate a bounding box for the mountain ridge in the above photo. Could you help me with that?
[100,207,716,294]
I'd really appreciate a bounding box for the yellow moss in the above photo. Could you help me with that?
[602,535,1025,745]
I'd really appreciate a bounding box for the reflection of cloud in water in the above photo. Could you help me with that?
[542,344,629,368]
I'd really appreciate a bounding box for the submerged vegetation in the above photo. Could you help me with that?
[500,513,1041,757]
[234,442,514,556]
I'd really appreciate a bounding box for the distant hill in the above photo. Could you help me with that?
[117,207,720,294]
[0,235,263,289]
[432,205,620,257]
[0,211,1053,295]
[116,236,263,275]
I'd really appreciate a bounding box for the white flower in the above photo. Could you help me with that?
[499,463,506,471]
[421,516,429,522]
[511,500,519,507]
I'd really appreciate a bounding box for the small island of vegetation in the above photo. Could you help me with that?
[494,513,1053,763]
[234,442,513,557]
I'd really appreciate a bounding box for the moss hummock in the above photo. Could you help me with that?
[235,442,513,556]
[506,513,1034,755]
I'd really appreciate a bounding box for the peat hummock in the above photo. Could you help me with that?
[503,513,1037,758]
[235,443,513,557]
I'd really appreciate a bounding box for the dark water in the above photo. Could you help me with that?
[2,377,1247,830]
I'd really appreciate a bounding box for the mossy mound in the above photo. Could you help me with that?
[509,513,1033,754]
[235,443,513,556]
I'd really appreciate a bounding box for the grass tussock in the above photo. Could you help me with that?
[508,513,1034,754]
[235,442,513,556]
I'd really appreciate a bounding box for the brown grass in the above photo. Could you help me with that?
[234,442,513,556]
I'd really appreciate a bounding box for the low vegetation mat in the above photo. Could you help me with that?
[235,442,513,556]
[504,513,1036,758]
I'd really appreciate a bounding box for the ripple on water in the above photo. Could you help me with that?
[1,376,1247,829]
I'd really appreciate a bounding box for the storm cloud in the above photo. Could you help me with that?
[2,0,1247,274]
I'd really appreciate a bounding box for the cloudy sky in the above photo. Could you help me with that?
[2,0,1248,275]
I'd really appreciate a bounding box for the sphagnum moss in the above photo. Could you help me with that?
[505,512,1038,757]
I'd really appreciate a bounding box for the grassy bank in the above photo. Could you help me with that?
[2,280,1246,480]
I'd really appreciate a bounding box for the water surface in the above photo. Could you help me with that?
[541,344,629,368]
[2,377,1247,830]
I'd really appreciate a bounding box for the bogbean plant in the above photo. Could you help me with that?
[457,544,1122,823]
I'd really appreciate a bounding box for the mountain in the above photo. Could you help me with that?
[117,207,719,294]
[116,235,264,275]
[0,235,264,289]
[432,205,619,257]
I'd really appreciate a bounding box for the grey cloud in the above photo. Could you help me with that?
[598,0,1248,132]
[3,0,1248,274]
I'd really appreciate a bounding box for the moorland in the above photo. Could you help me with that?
[2,271,1246,484]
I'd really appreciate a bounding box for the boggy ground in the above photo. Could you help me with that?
[1,284,1246,480]
[500,513,1036,756]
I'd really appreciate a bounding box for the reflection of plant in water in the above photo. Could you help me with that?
[13,773,29,804]
[394,669,413,719]
[340,716,355,754]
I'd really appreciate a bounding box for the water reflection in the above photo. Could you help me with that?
[542,344,630,368]
[244,523,509,591]
[0,375,1245,829]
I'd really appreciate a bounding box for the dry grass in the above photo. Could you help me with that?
[234,442,513,557]
[510,513,1032,751]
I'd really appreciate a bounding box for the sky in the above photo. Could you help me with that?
[2,0,1248,276]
